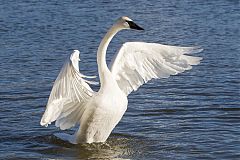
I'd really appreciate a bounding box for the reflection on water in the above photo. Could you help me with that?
[29,133,149,160]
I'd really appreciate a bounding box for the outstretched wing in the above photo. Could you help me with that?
[40,50,98,130]
[110,42,203,96]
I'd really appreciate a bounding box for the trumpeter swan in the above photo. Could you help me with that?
[40,16,203,144]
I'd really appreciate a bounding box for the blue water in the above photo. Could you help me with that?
[0,0,239,159]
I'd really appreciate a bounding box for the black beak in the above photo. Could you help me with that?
[126,20,144,30]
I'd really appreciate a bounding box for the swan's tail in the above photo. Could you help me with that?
[54,133,77,144]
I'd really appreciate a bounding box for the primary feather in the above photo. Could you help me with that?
[110,42,203,95]
[40,50,97,130]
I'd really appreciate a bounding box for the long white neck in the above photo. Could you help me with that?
[97,24,121,87]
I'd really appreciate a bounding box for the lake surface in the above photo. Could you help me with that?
[0,0,239,159]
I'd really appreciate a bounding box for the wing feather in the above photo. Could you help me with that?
[40,50,98,130]
[110,42,203,95]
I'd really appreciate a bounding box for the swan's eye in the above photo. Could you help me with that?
[124,21,130,27]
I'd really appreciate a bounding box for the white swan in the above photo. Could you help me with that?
[40,16,203,144]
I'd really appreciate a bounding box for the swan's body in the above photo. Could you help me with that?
[75,81,127,143]
[40,17,203,144]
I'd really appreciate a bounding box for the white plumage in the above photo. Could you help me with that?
[110,42,203,95]
[40,17,203,144]
[40,50,97,130]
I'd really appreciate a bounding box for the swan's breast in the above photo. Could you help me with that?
[78,89,127,143]
[94,86,128,113]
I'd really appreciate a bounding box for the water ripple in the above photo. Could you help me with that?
[0,0,239,159]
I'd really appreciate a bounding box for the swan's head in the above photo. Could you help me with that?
[116,16,144,30]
